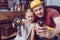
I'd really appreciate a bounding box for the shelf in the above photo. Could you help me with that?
[0,0,7,2]
[0,1,7,3]
[0,0,8,9]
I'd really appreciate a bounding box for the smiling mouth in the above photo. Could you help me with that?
[39,13,42,15]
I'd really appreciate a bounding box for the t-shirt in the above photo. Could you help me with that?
[34,8,59,40]
[34,8,59,28]
[14,19,35,40]
[45,8,59,28]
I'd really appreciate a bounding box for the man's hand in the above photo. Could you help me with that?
[35,23,49,37]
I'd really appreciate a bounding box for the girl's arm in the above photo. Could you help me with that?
[31,26,35,40]
[12,23,16,28]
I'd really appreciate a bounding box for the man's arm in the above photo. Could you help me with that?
[49,15,60,38]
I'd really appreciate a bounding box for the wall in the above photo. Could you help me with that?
[46,0,60,6]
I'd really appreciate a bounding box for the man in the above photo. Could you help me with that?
[30,0,60,40]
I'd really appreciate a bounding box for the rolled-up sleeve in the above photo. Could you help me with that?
[50,9,59,18]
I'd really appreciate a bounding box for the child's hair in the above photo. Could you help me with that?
[25,9,34,16]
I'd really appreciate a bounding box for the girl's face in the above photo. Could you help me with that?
[25,12,34,23]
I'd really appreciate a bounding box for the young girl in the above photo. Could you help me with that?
[12,9,35,40]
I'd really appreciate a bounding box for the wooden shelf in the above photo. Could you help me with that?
[0,0,8,9]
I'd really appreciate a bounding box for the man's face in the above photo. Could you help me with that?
[33,5,44,18]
